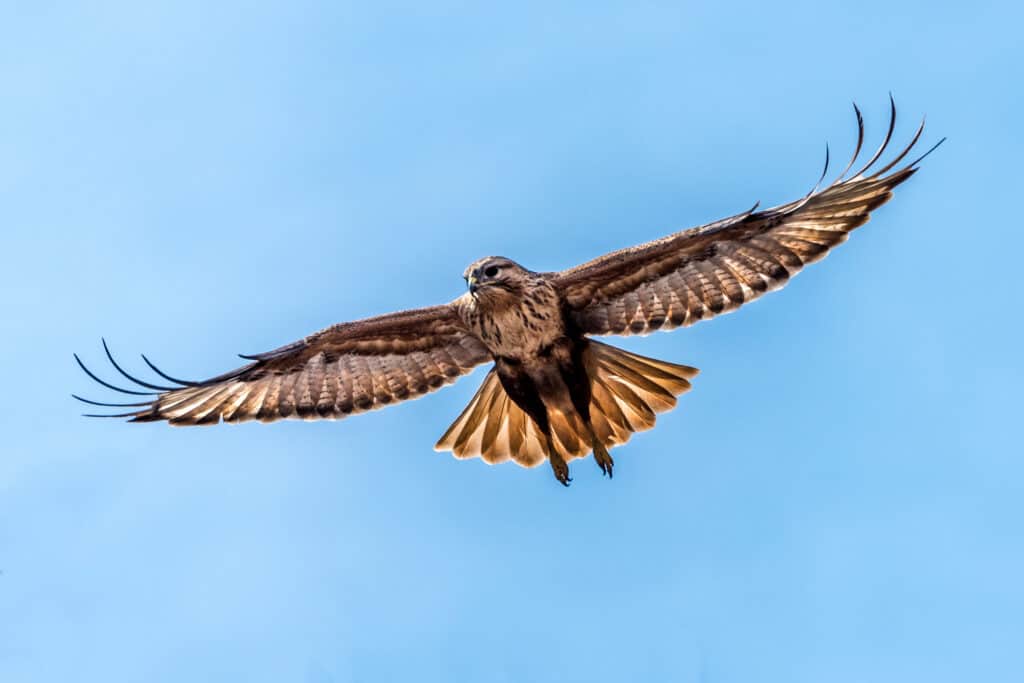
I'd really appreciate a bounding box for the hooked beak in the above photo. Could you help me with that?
[467,274,479,294]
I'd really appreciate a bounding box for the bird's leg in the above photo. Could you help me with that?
[545,434,572,487]
[591,436,614,478]
[580,421,614,478]
[549,452,571,486]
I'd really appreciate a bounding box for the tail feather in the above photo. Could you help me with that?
[435,369,496,458]
[480,390,508,462]
[548,409,590,460]
[434,341,698,468]
[589,376,634,446]
[506,398,527,461]
[515,418,546,468]
[434,369,548,467]
[603,376,658,431]
[594,353,679,413]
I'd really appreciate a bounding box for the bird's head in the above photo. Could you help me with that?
[463,256,532,301]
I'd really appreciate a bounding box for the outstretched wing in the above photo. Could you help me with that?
[74,305,490,425]
[556,99,943,336]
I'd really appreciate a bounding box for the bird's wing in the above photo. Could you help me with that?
[74,304,490,425]
[555,100,942,336]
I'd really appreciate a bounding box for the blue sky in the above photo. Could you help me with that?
[2,2,1021,681]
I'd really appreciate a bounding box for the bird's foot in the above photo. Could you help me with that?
[593,442,614,479]
[549,453,572,487]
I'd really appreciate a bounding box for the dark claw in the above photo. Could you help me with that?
[593,443,615,479]
[548,446,572,486]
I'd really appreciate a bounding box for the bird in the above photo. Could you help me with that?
[74,98,942,486]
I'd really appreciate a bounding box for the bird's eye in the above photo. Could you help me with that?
[484,265,500,278]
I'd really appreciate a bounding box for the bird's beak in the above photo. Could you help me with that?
[467,274,479,294]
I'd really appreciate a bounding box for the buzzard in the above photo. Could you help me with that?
[75,99,941,485]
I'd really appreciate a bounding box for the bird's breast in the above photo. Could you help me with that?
[461,284,565,359]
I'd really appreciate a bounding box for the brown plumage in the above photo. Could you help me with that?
[75,99,941,485]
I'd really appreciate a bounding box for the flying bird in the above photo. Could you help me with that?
[75,99,941,486]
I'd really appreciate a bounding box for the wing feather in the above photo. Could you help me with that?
[557,104,941,336]
[76,304,490,425]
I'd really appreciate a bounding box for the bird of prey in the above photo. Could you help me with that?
[75,99,941,486]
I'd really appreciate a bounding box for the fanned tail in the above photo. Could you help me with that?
[584,340,698,449]
[434,340,698,468]
[433,368,549,468]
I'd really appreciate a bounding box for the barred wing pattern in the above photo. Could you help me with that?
[558,102,942,336]
[75,305,490,425]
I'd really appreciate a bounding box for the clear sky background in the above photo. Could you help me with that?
[2,2,1021,682]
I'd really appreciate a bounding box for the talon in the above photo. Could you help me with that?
[592,442,614,479]
[549,453,572,487]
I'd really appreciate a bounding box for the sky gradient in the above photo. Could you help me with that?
[2,2,1022,681]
